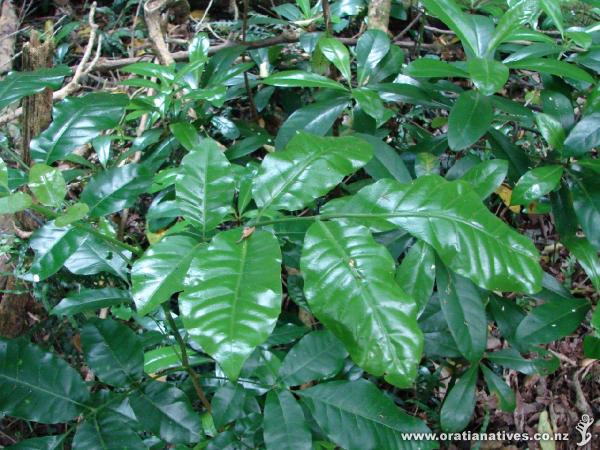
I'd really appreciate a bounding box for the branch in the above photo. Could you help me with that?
[144,0,175,66]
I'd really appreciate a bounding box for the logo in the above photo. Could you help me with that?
[576,414,594,447]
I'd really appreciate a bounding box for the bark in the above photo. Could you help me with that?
[367,0,392,33]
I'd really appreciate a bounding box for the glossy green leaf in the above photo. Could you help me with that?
[448,91,493,151]
[515,291,590,345]
[562,235,600,291]
[540,0,564,35]
[511,165,563,205]
[480,364,516,412]
[467,57,509,95]
[278,330,348,386]
[81,318,144,387]
[0,157,7,190]
[460,159,508,199]
[405,59,468,78]
[356,29,390,85]
[440,365,478,432]
[63,232,129,280]
[437,266,487,362]
[395,240,435,314]
[55,203,89,227]
[175,138,235,235]
[264,390,312,450]
[52,288,130,316]
[488,129,530,181]
[30,93,128,164]
[0,192,32,215]
[144,346,210,374]
[132,235,203,316]
[324,176,542,293]
[563,113,600,157]
[263,70,347,91]
[253,132,372,213]
[535,113,565,150]
[130,381,201,444]
[0,66,70,110]
[301,221,422,388]
[4,435,64,450]
[275,96,350,149]
[359,133,412,183]
[28,164,66,207]
[180,229,282,380]
[487,347,559,375]
[72,412,145,450]
[571,171,600,250]
[352,87,385,122]
[486,0,539,53]
[0,339,89,423]
[81,163,152,218]
[170,122,201,151]
[506,58,594,83]
[297,379,434,450]
[319,38,352,82]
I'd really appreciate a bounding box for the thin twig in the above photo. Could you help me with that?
[241,0,258,120]
[394,11,422,40]
[322,0,332,35]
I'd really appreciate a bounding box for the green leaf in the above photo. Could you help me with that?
[356,29,390,85]
[0,192,32,215]
[486,0,539,54]
[440,365,478,432]
[562,235,600,291]
[253,132,372,213]
[28,164,66,207]
[81,163,152,218]
[180,229,282,380]
[132,235,203,316]
[480,364,516,412]
[437,266,487,362]
[144,346,210,374]
[263,70,348,91]
[51,288,130,316]
[175,137,235,235]
[81,318,143,387]
[539,0,564,35]
[28,222,89,281]
[4,435,64,450]
[535,113,565,150]
[405,59,469,78]
[319,38,352,82]
[264,390,312,450]
[30,93,128,164]
[72,412,145,450]
[278,330,348,386]
[275,96,350,149]
[467,57,509,95]
[563,113,600,157]
[506,58,594,83]
[130,381,201,444]
[460,159,508,199]
[297,379,434,450]
[0,157,7,190]
[395,240,435,314]
[170,122,201,151]
[55,202,89,227]
[359,133,412,183]
[325,176,542,293]
[487,347,559,375]
[301,221,422,388]
[571,171,600,250]
[511,165,563,205]
[448,91,493,151]
[352,87,385,122]
[488,129,531,182]
[515,291,590,345]
[0,339,89,423]
[64,232,129,280]
[0,66,70,110]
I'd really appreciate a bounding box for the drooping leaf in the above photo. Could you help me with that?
[437,266,487,362]
[0,339,89,423]
[51,288,130,316]
[81,318,144,387]
[506,58,594,83]
[263,70,348,91]
[323,176,542,293]
[571,171,600,250]
[130,381,201,444]
[486,0,539,53]
[511,165,563,205]
[28,164,66,207]
[562,235,600,291]
[319,38,352,82]
[72,412,145,450]
[467,57,509,95]
[301,221,422,388]
[0,66,71,110]
[448,91,493,151]
[30,93,128,164]
[540,0,564,35]
[487,347,559,375]
[132,235,204,316]
[0,157,7,190]
[175,137,235,235]
[278,330,348,386]
[480,364,516,412]
[253,132,372,213]
[355,30,390,85]
[264,390,312,450]
[81,163,152,218]
[180,229,282,380]
[395,240,436,314]
[359,133,412,183]
[440,365,478,432]
[297,379,434,450]
[460,159,508,199]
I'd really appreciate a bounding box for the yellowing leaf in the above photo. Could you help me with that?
[496,184,521,213]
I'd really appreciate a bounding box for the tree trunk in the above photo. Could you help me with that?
[367,0,392,33]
